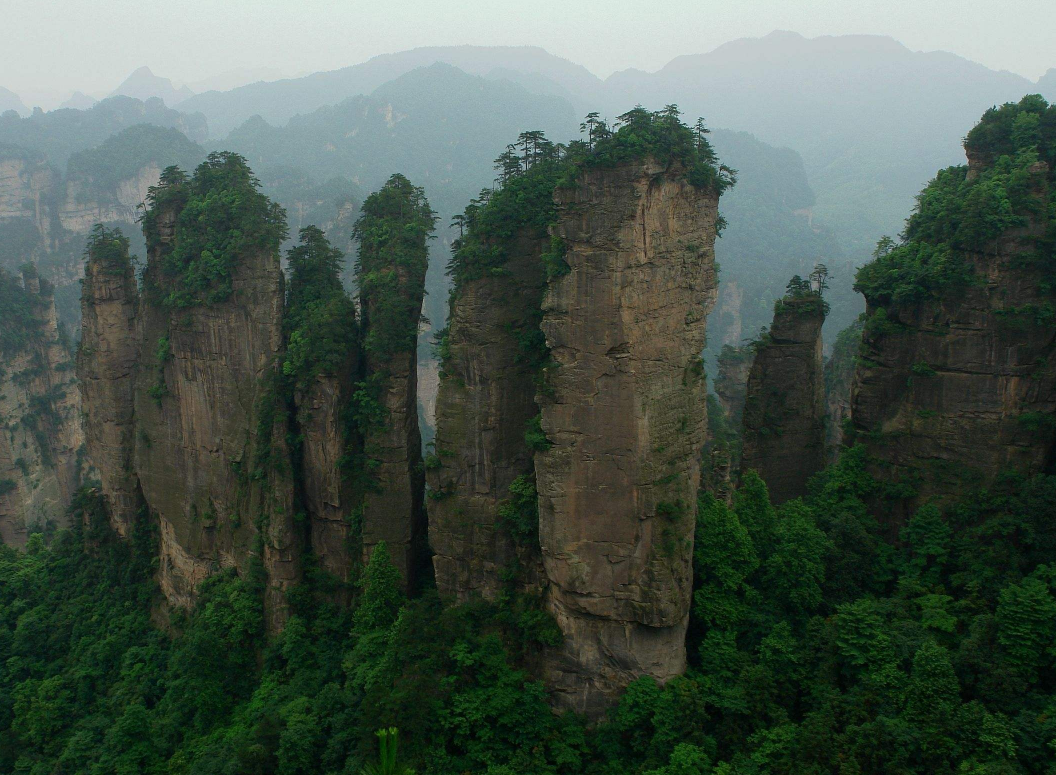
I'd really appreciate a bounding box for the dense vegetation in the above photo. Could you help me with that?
[142,152,288,308]
[855,95,1056,305]
[447,105,733,291]
[4,446,1056,773]
[353,173,436,361]
[282,225,359,392]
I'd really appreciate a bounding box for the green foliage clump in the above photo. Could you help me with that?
[855,95,1056,305]
[449,107,733,292]
[84,223,134,275]
[142,152,288,308]
[354,173,436,361]
[497,474,539,546]
[282,225,359,391]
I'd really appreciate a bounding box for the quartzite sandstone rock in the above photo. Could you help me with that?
[537,158,719,716]
[360,268,428,592]
[78,243,141,537]
[428,230,548,601]
[851,217,1056,518]
[741,293,826,503]
[0,273,83,544]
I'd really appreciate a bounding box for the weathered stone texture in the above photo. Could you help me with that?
[361,272,428,592]
[536,159,719,716]
[851,221,1056,516]
[714,344,754,433]
[741,295,826,503]
[429,231,548,602]
[78,252,141,536]
[0,276,83,545]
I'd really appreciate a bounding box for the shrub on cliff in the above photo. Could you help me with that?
[141,152,287,308]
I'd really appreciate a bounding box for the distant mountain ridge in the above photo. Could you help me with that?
[109,66,193,107]
[0,85,28,116]
[178,45,600,137]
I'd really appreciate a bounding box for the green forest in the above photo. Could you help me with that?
[3,99,1056,775]
[4,450,1056,774]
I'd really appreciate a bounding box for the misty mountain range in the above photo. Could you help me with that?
[1,30,1053,365]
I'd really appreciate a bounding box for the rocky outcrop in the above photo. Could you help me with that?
[851,227,1056,513]
[132,223,294,625]
[355,174,434,593]
[78,236,141,536]
[537,158,720,716]
[850,100,1056,521]
[77,165,300,630]
[360,269,427,592]
[0,271,83,545]
[741,292,826,503]
[59,163,161,234]
[297,370,358,585]
[0,151,55,241]
[429,230,548,602]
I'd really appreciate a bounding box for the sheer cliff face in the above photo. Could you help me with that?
[78,206,299,630]
[823,319,862,464]
[360,267,427,592]
[851,223,1056,511]
[77,251,140,536]
[429,231,548,602]
[0,275,82,545]
[741,296,826,503]
[133,211,292,619]
[537,159,719,715]
[297,368,357,585]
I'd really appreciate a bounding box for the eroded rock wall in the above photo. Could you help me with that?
[850,223,1056,514]
[78,246,140,536]
[360,271,428,592]
[428,231,548,602]
[741,295,826,503]
[714,344,754,433]
[0,274,82,544]
[132,207,294,625]
[536,159,719,716]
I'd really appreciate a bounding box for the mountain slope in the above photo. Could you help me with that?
[0,86,27,116]
[179,46,599,137]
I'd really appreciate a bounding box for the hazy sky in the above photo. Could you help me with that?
[4,0,1054,104]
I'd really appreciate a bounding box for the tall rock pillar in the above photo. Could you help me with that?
[78,228,142,537]
[536,158,720,716]
[740,287,827,503]
[355,174,435,591]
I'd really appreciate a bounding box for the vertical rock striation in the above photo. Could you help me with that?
[78,160,432,626]
[741,288,827,503]
[354,174,435,591]
[714,344,755,435]
[537,158,719,716]
[429,231,548,601]
[78,230,141,536]
[823,318,862,463]
[78,157,299,630]
[0,269,83,544]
